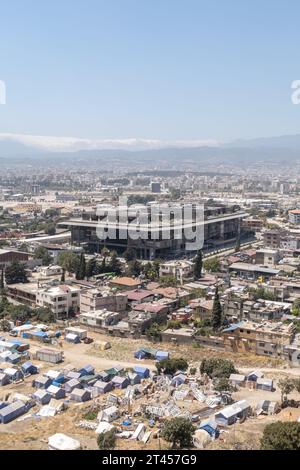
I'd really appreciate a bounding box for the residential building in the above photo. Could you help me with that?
[79,288,127,313]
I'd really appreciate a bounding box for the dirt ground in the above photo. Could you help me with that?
[1,330,300,450]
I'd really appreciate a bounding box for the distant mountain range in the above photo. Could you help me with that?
[0,133,300,168]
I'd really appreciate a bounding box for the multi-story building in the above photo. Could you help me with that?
[159,260,194,284]
[36,284,81,318]
[222,320,296,359]
[79,288,127,314]
[59,203,246,259]
[289,210,300,224]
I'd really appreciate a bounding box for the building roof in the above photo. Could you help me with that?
[110,277,141,287]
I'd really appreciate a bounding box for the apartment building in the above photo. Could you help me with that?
[36,284,81,318]
[222,320,295,359]
[79,288,127,314]
[159,260,194,284]
[289,210,300,224]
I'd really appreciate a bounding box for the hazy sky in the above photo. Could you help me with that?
[1,0,300,142]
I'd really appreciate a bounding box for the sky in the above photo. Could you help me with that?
[1,0,300,147]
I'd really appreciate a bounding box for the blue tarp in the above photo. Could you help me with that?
[80,365,95,376]
[133,366,150,378]
[155,351,169,360]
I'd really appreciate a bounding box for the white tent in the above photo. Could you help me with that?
[48,433,81,450]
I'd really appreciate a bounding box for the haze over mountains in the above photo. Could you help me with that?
[0,133,300,168]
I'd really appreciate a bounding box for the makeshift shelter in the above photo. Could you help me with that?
[171,374,187,387]
[33,389,52,405]
[95,421,115,434]
[229,374,246,387]
[247,370,264,382]
[64,378,82,394]
[46,385,66,400]
[32,375,52,389]
[256,378,273,392]
[256,400,279,416]
[155,350,169,361]
[199,419,219,438]
[133,366,150,379]
[93,380,113,394]
[70,388,91,402]
[98,405,119,422]
[134,347,157,360]
[3,367,22,382]
[65,333,80,344]
[21,361,38,376]
[0,400,26,424]
[79,365,95,376]
[98,371,110,382]
[48,433,81,450]
[65,371,81,381]
[94,340,111,351]
[0,372,9,386]
[215,400,251,426]
[111,376,129,389]
[131,423,146,441]
[128,372,141,385]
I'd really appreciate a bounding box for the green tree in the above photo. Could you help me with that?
[159,275,178,287]
[34,246,52,266]
[161,417,195,449]
[9,305,33,323]
[211,286,222,330]
[61,268,65,283]
[97,429,116,450]
[193,250,203,279]
[5,261,28,284]
[200,358,236,379]
[86,257,97,278]
[203,257,221,273]
[108,251,122,275]
[57,252,80,274]
[45,223,56,235]
[76,253,86,280]
[0,268,4,290]
[156,358,188,375]
[146,322,162,342]
[126,259,142,277]
[0,318,11,332]
[260,422,300,450]
[214,377,233,392]
[278,378,295,404]
[123,247,137,262]
[35,307,56,323]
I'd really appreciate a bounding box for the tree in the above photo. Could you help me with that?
[293,378,300,394]
[35,307,56,323]
[159,275,178,287]
[45,223,56,235]
[214,377,233,392]
[76,253,86,280]
[0,319,11,332]
[97,429,116,450]
[278,378,295,404]
[61,268,65,283]
[123,247,137,262]
[146,322,162,342]
[9,305,33,323]
[161,417,195,449]
[260,422,300,450]
[203,257,221,273]
[34,246,52,266]
[0,268,4,290]
[200,358,236,379]
[126,259,142,277]
[193,250,203,279]
[57,252,80,274]
[108,251,122,275]
[211,286,222,330]
[86,257,97,278]
[5,261,28,284]
[156,358,188,375]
